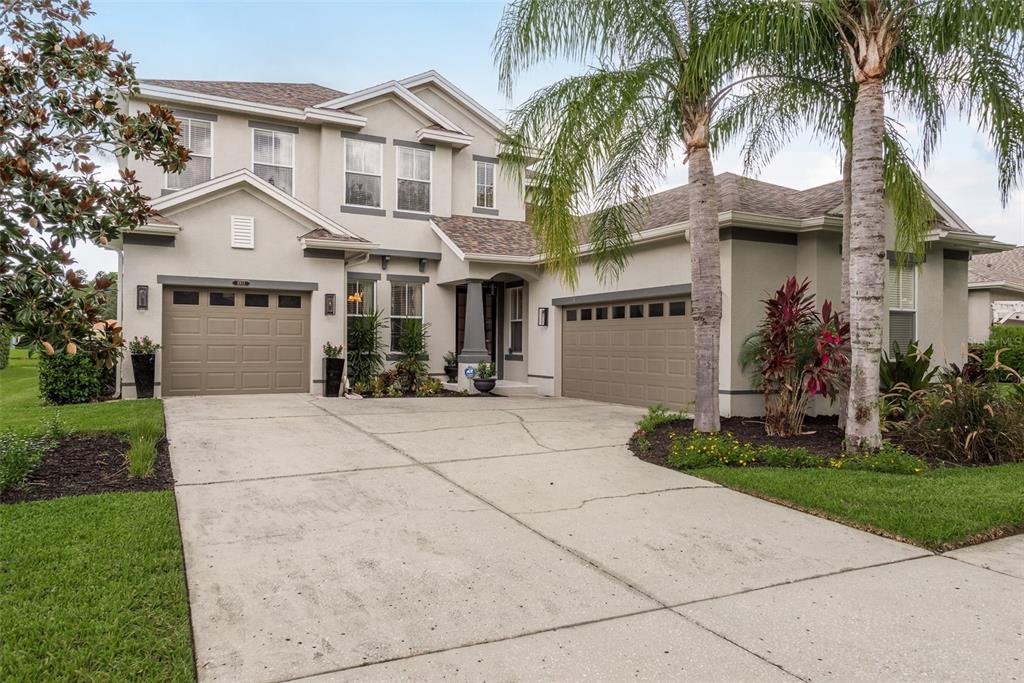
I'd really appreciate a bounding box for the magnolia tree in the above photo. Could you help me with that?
[745,277,849,437]
[0,0,187,367]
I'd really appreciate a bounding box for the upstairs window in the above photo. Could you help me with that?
[253,128,294,194]
[887,263,917,352]
[166,118,212,190]
[508,286,523,353]
[396,146,431,213]
[475,160,495,209]
[344,139,382,208]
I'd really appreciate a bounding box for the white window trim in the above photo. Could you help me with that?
[164,117,214,190]
[250,127,296,196]
[508,285,523,354]
[474,159,496,210]
[389,281,426,352]
[394,146,432,214]
[346,279,376,317]
[342,138,384,210]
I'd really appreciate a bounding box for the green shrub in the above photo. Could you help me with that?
[668,431,758,469]
[977,326,1024,381]
[880,341,938,393]
[414,376,443,397]
[666,431,926,474]
[0,430,45,493]
[394,319,430,391]
[832,442,926,475]
[0,328,10,370]
[127,435,157,478]
[347,309,387,387]
[38,352,102,405]
[633,404,687,452]
[895,377,1024,465]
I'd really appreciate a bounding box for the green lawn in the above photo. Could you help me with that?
[697,464,1024,550]
[1,492,194,681]
[0,350,163,437]
[1,351,194,681]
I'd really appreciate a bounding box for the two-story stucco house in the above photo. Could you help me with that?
[114,71,1010,416]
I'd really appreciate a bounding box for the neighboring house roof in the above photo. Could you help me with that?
[431,215,535,258]
[969,246,1024,290]
[150,169,374,249]
[140,80,346,109]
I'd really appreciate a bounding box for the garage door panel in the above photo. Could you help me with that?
[207,318,239,336]
[162,288,309,396]
[243,318,272,336]
[562,296,694,410]
[207,344,239,363]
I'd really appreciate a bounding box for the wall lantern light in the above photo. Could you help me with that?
[537,306,549,327]
[136,285,149,310]
[325,293,337,316]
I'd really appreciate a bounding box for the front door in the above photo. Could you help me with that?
[455,283,499,365]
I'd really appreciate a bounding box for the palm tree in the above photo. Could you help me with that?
[722,0,1024,450]
[712,27,936,435]
[494,0,772,432]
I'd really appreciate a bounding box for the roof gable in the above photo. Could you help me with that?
[317,80,466,135]
[150,169,372,248]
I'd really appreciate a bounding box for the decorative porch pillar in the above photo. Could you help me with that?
[459,279,490,363]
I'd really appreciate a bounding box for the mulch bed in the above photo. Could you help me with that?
[353,390,500,399]
[1,435,174,505]
[631,415,846,469]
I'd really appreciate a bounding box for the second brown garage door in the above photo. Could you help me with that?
[162,287,310,396]
[561,297,695,410]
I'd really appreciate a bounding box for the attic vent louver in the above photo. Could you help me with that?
[230,215,255,249]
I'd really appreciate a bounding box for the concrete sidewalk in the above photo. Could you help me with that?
[165,394,1024,682]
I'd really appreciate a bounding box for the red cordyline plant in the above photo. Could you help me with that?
[755,277,849,437]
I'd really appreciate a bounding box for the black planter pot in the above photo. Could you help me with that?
[444,365,458,383]
[131,353,156,399]
[473,377,496,394]
[323,357,346,397]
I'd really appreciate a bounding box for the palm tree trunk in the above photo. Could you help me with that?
[846,78,886,452]
[838,147,852,434]
[688,144,721,433]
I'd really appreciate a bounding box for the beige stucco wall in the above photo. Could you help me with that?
[118,188,348,397]
[968,286,1024,343]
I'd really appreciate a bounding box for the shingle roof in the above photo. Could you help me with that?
[431,215,536,257]
[433,172,973,259]
[140,80,346,109]
[969,246,1024,287]
[300,227,370,244]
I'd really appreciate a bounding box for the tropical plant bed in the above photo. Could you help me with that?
[353,389,500,399]
[0,434,173,504]
[632,415,846,464]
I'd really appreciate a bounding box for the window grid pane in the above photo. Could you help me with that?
[167,119,212,189]
[390,282,423,351]
[475,161,495,208]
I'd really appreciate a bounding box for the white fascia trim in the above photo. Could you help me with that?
[136,85,367,128]
[463,253,536,264]
[318,81,467,135]
[302,237,378,252]
[417,127,473,147]
[969,280,1024,294]
[399,70,507,133]
[151,169,367,243]
[428,219,467,261]
[133,223,181,236]
[920,179,974,234]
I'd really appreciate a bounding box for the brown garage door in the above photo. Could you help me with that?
[561,297,695,410]
[162,287,310,396]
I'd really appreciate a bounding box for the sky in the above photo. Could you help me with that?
[73,0,1024,275]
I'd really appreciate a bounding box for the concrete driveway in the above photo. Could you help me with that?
[166,394,1024,683]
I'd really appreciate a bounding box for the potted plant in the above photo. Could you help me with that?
[443,350,459,383]
[473,361,496,394]
[128,335,160,399]
[322,341,346,397]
